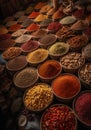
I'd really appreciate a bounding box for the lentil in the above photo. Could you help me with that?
[24,83,53,111]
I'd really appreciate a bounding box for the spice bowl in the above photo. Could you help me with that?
[37,60,62,83]
[51,73,81,104]
[23,83,53,112]
[60,52,85,73]
[48,42,69,59]
[13,67,38,90]
[73,90,91,129]
[40,104,77,130]
[78,63,91,89]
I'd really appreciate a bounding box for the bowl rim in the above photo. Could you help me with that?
[23,82,54,112]
[51,73,81,100]
[37,59,62,80]
[73,90,91,127]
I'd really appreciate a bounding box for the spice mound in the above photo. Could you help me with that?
[0,39,15,51]
[38,60,61,79]
[2,47,22,60]
[73,9,85,19]
[34,14,48,22]
[52,10,64,20]
[79,63,91,85]
[24,83,53,111]
[82,44,91,61]
[21,18,33,28]
[39,34,57,47]
[27,48,48,64]
[12,29,27,38]
[21,40,39,53]
[6,55,28,71]
[40,4,51,13]
[67,35,88,51]
[14,67,38,88]
[8,24,21,32]
[41,104,77,130]
[60,16,76,25]
[34,2,46,10]
[0,34,11,41]
[84,27,91,38]
[74,92,91,126]
[31,29,47,39]
[60,52,85,71]
[28,11,40,19]
[47,22,62,33]
[40,19,52,27]
[48,42,69,57]
[56,26,75,41]
[52,74,80,99]
[26,23,40,32]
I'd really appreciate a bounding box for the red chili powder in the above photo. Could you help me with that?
[73,9,85,19]
[52,75,80,98]
[75,92,91,125]
[38,60,61,78]
[21,40,39,52]
[28,12,40,19]
[48,22,62,32]
[26,23,40,32]
[41,105,76,130]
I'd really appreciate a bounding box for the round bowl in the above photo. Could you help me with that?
[23,83,53,112]
[38,60,62,83]
[48,42,69,59]
[73,90,91,129]
[41,104,77,130]
[60,52,85,73]
[26,48,48,66]
[13,67,38,89]
[78,63,91,89]
[51,73,81,103]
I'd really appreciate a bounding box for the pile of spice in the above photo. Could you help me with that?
[40,19,52,27]
[48,42,69,57]
[34,2,46,10]
[0,34,11,41]
[26,23,40,32]
[14,11,25,19]
[75,92,91,126]
[6,55,28,71]
[0,25,8,35]
[8,24,21,32]
[0,39,15,51]
[21,18,33,28]
[56,26,75,41]
[79,63,91,85]
[52,10,64,20]
[38,60,61,78]
[25,6,33,15]
[60,52,85,70]
[12,29,27,38]
[86,14,91,24]
[84,26,91,38]
[73,9,85,19]
[5,21,17,28]
[27,48,48,64]
[21,40,39,53]
[34,14,48,22]
[67,35,88,51]
[39,34,57,47]
[31,29,47,39]
[82,44,91,61]
[71,20,89,31]
[47,8,55,16]
[24,83,53,111]
[47,22,61,33]
[17,16,27,23]
[41,104,77,130]
[4,16,14,23]
[52,74,80,98]
[14,67,38,88]
[40,4,51,13]
[60,16,76,25]
[15,34,31,44]
[2,47,22,60]
[28,11,40,19]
